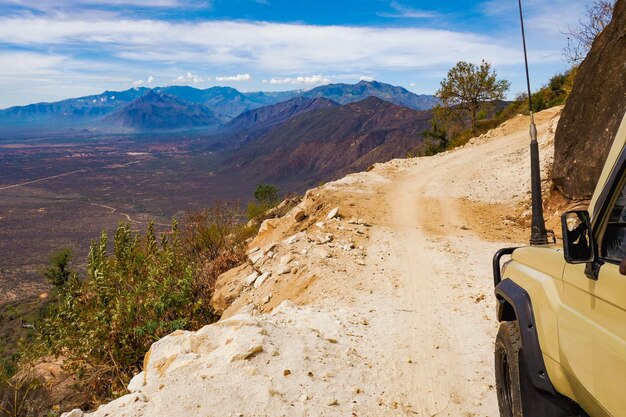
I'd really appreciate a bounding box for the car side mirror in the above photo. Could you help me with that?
[561,210,595,264]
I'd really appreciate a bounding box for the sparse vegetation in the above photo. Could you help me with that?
[4,204,253,410]
[411,68,576,158]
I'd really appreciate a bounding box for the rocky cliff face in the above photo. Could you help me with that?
[553,0,626,199]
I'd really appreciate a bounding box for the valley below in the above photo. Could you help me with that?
[0,87,434,303]
[0,137,243,302]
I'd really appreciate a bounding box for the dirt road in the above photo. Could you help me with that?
[356,107,560,416]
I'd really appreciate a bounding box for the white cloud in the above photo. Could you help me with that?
[0,51,65,76]
[173,71,205,83]
[409,82,416,87]
[215,73,251,81]
[379,1,436,19]
[0,18,535,75]
[263,75,331,85]
[131,74,155,86]
[359,75,374,82]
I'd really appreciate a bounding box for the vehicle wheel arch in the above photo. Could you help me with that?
[494,278,556,395]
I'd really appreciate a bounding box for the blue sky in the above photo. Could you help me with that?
[0,0,590,108]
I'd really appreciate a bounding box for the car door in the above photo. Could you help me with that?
[560,179,626,416]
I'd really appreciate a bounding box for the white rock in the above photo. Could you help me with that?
[249,251,264,265]
[127,372,145,392]
[313,248,331,259]
[315,221,325,228]
[61,410,83,417]
[264,242,278,252]
[254,272,271,288]
[284,234,299,245]
[259,218,278,234]
[245,271,260,286]
[279,254,295,266]
[327,207,340,219]
[318,233,333,244]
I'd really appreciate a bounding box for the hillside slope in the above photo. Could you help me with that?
[223,97,339,132]
[226,96,432,189]
[62,107,561,417]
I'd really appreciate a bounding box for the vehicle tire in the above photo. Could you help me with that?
[495,321,524,417]
[495,321,580,417]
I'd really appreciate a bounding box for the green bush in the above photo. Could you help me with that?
[33,205,250,405]
[247,184,281,221]
[42,248,72,289]
[37,222,201,400]
[253,184,279,206]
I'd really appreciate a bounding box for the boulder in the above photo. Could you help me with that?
[553,0,626,199]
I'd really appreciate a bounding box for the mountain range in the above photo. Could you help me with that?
[0,81,438,134]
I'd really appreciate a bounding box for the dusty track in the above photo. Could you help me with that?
[357,107,560,416]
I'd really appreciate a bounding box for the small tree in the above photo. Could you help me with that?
[437,60,510,134]
[247,184,280,221]
[42,248,72,288]
[253,184,279,206]
[563,0,615,65]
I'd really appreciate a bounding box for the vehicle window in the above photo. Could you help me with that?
[601,184,626,262]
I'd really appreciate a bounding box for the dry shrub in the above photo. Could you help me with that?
[0,365,51,417]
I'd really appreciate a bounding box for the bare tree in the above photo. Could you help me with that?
[563,0,615,64]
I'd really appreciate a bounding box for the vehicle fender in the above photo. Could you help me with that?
[495,278,557,395]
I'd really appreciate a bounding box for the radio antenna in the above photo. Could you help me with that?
[518,0,548,245]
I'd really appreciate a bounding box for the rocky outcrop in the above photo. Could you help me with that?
[553,0,626,199]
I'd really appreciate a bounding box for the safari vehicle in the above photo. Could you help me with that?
[492,109,626,417]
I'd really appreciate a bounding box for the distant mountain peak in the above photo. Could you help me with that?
[102,92,220,131]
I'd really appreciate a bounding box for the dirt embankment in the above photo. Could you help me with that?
[67,107,562,417]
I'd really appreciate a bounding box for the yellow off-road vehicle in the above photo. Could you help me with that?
[493,109,626,417]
